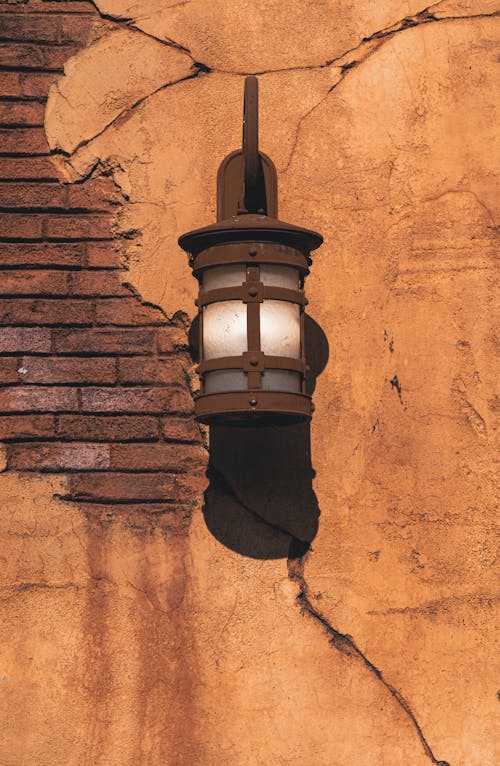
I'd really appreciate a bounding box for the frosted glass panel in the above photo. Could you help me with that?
[203,265,246,290]
[260,301,300,358]
[204,370,247,393]
[261,370,301,392]
[203,301,247,359]
[260,265,300,289]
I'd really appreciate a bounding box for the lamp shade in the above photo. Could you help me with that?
[179,214,322,425]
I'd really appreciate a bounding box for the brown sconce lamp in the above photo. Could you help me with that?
[179,77,323,425]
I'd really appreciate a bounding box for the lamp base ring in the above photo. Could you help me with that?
[194,390,312,426]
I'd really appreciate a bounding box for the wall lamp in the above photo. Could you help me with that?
[179,77,323,425]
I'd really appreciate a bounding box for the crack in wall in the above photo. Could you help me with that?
[369,591,499,616]
[281,6,500,171]
[204,465,451,760]
[56,4,500,176]
[50,63,209,163]
[287,554,451,766]
[88,0,199,61]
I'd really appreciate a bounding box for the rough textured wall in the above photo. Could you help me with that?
[0,1,498,765]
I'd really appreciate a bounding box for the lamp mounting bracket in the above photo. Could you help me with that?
[216,76,278,221]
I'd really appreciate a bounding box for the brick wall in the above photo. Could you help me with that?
[0,0,207,529]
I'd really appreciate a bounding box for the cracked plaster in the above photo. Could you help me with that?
[3,0,498,763]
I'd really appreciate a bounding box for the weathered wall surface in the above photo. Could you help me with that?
[0,1,498,764]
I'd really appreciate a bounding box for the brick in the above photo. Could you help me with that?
[110,443,205,472]
[0,270,69,295]
[161,417,202,443]
[0,181,66,207]
[0,15,92,46]
[0,414,55,440]
[0,101,45,126]
[69,271,130,297]
[64,471,205,503]
[0,156,59,180]
[0,242,83,266]
[86,242,122,268]
[57,415,158,442]
[0,386,78,412]
[44,214,112,240]
[80,386,194,414]
[18,357,116,384]
[0,2,95,14]
[118,357,186,385]
[0,42,79,70]
[67,181,117,212]
[2,69,49,98]
[0,126,48,153]
[0,444,7,471]
[52,328,155,355]
[0,17,92,47]
[0,357,21,384]
[95,298,166,325]
[156,326,189,354]
[0,298,89,325]
[78,503,193,527]
[20,71,59,98]
[0,72,22,98]
[0,16,61,43]
[0,327,50,352]
[59,15,95,44]
[0,213,43,238]
[8,442,110,471]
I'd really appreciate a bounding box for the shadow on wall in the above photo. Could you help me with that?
[189,315,329,559]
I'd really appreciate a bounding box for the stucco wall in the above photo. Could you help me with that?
[0,1,498,764]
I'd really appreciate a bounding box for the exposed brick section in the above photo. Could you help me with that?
[0,3,207,529]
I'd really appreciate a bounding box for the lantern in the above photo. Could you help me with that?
[178,77,323,425]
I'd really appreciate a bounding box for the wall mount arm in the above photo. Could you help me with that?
[216,76,278,220]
